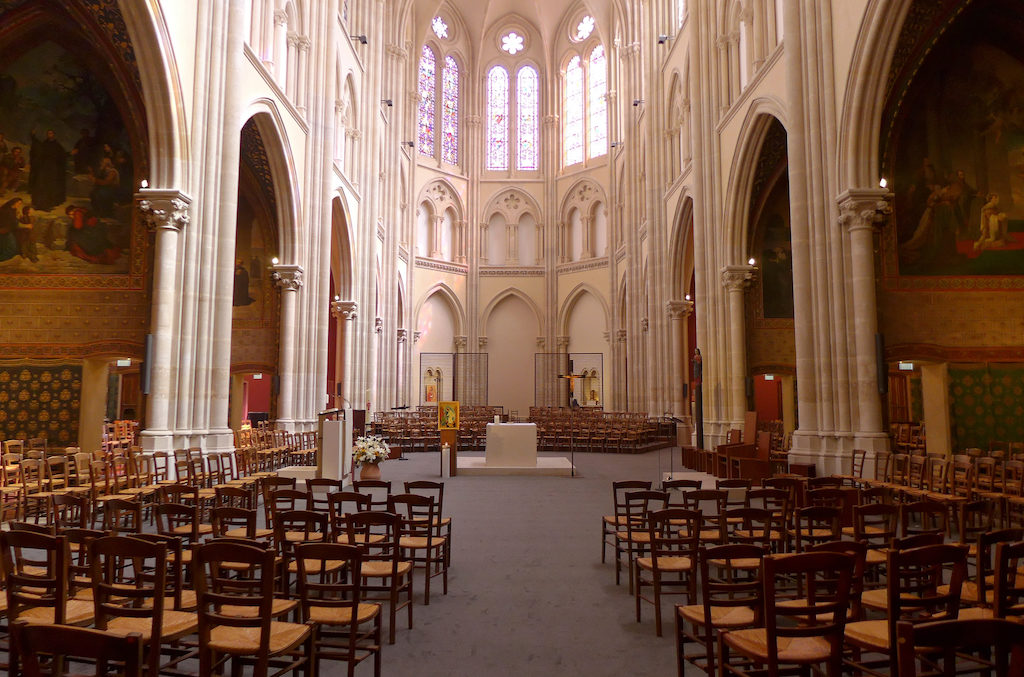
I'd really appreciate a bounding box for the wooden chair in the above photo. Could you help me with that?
[343,510,414,644]
[273,509,331,596]
[102,498,143,536]
[390,493,448,605]
[295,542,382,677]
[850,502,899,583]
[744,488,789,552]
[675,543,764,677]
[327,492,375,543]
[616,490,669,592]
[352,480,392,512]
[899,500,949,538]
[51,491,91,529]
[792,506,841,552]
[682,489,728,546]
[12,621,144,677]
[0,530,93,626]
[993,539,1024,620]
[90,535,198,675]
[193,540,315,677]
[155,501,212,550]
[896,617,1024,677]
[306,478,344,513]
[844,543,969,675]
[601,480,652,564]
[404,480,453,567]
[719,550,855,677]
[635,507,700,636]
[833,448,867,487]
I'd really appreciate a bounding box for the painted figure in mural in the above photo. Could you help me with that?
[65,204,120,264]
[16,204,37,262]
[975,192,1010,252]
[71,128,95,174]
[28,129,67,211]
[114,149,133,203]
[2,146,25,192]
[441,405,457,428]
[233,257,255,306]
[950,169,977,237]
[0,197,21,261]
[692,348,702,386]
[88,156,119,217]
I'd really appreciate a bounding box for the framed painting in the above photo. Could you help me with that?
[438,401,459,430]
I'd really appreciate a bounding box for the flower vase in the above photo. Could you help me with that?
[359,460,382,480]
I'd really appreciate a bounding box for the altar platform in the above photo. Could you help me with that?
[456,422,574,476]
[456,453,574,476]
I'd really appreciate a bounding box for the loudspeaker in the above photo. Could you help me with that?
[141,334,153,395]
[876,333,888,394]
[336,382,343,396]
[745,376,754,401]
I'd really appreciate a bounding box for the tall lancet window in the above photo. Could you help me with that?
[486,65,509,170]
[417,46,436,157]
[563,56,584,166]
[517,65,539,171]
[441,56,459,165]
[588,45,607,158]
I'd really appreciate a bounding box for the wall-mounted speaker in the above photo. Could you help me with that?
[272,374,281,395]
[141,334,153,395]
[336,382,343,396]
[745,376,754,401]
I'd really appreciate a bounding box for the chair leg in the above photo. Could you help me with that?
[653,575,663,637]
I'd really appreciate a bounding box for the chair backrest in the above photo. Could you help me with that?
[211,506,259,539]
[131,532,188,610]
[158,482,199,504]
[723,507,773,547]
[13,621,144,677]
[343,510,402,571]
[52,492,91,529]
[695,543,765,628]
[794,506,842,552]
[306,478,344,512]
[959,499,995,547]
[389,493,438,542]
[994,540,1024,620]
[215,484,254,509]
[90,535,167,673]
[352,480,392,511]
[328,492,372,539]
[404,480,446,514]
[806,476,843,490]
[852,503,898,547]
[294,541,366,626]
[155,502,203,543]
[103,498,143,535]
[266,488,310,523]
[809,539,868,621]
[611,480,654,518]
[886,544,969,654]
[0,530,69,623]
[273,509,329,558]
[761,551,855,675]
[647,508,701,562]
[896,618,1024,677]
[194,541,278,656]
[899,500,948,538]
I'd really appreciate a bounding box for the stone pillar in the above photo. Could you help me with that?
[666,299,695,418]
[581,215,593,259]
[271,265,303,429]
[396,328,408,407]
[330,300,357,408]
[138,191,191,451]
[838,189,891,451]
[615,330,627,411]
[535,222,544,264]
[722,265,755,425]
[479,221,489,261]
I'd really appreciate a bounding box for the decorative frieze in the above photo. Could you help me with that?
[415,257,468,275]
[556,258,609,274]
[479,267,545,277]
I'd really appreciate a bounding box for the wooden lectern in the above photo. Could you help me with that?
[441,429,458,476]
[438,401,460,476]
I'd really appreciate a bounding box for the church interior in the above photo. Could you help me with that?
[1,0,1024,673]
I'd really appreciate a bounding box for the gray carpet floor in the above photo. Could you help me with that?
[372,447,704,677]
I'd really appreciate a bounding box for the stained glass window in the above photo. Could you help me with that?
[486,66,509,170]
[441,56,459,165]
[517,65,539,171]
[575,15,595,41]
[432,16,448,39]
[417,46,436,157]
[564,56,584,166]
[588,45,607,158]
[501,32,525,55]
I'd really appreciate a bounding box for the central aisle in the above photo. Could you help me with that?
[379,449,686,677]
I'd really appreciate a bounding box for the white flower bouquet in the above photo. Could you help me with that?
[353,434,390,465]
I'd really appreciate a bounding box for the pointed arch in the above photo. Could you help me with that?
[558,283,610,336]
[720,99,788,264]
[330,195,354,299]
[669,193,695,300]
[481,187,542,225]
[242,102,302,264]
[480,288,544,338]
[414,282,466,337]
[417,177,465,223]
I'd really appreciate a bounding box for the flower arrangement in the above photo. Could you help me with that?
[353,435,390,466]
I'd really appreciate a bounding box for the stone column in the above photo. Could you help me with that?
[272,264,303,429]
[615,330,627,410]
[431,215,444,258]
[330,300,357,408]
[581,215,593,258]
[138,191,191,451]
[666,299,695,418]
[479,222,489,261]
[838,189,891,450]
[396,328,408,408]
[722,265,755,425]
[535,223,544,264]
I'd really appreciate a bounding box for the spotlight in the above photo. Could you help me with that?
[657,35,669,44]
[271,257,279,265]
[633,99,643,107]
[747,257,756,266]
[684,294,691,301]
[350,34,367,45]
[609,142,622,148]
[402,141,414,148]
[139,179,149,189]
[381,99,393,107]
[879,177,888,189]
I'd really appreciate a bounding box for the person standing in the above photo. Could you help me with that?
[29,129,67,210]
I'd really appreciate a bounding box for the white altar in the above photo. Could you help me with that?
[485,423,537,467]
[457,422,574,477]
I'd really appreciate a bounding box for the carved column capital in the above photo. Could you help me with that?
[274,9,288,25]
[536,336,546,349]
[396,328,408,343]
[374,317,383,334]
[615,329,627,343]
[721,264,756,292]
[413,331,422,344]
[478,337,488,349]
[640,318,649,332]
[137,190,192,232]
[666,299,695,320]
[556,336,570,351]
[330,300,358,319]
[271,264,304,291]
[454,336,467,351]
[837,189,892,233]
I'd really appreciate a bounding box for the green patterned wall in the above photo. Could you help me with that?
[0,364,81,445]
[949,364,1024,451]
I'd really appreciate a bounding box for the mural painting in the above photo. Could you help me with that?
[756,177,794,319]
[892,33,1024,276]
[0,40,133,274]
